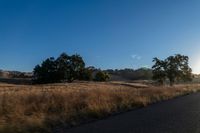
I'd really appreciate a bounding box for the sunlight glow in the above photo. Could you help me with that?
[192,61,200,74]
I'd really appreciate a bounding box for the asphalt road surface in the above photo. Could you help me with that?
[66,92,200,133]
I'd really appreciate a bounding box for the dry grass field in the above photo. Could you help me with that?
[0,81,200,133]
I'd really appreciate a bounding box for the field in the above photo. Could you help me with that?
[0,81,200,133]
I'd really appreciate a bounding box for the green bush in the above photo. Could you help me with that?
[95,71,110,82]
[79,68,93,81]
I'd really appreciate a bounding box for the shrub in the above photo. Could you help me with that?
[79,68,93,81]
[95,71,110,81]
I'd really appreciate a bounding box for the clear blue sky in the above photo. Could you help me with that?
[1,0,200,73]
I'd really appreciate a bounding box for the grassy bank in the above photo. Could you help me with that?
[0,82,200,133]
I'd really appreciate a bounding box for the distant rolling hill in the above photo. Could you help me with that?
[0,70,32,78]
[0,70,33,84]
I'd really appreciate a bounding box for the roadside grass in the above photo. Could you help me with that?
[0,82,200,133]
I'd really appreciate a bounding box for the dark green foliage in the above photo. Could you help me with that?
[56,53,70,81]
[33,57,58,83]
[106,68,152,81]
[95,71,110,81]
[79,67,93,81]
[152,54,192,86]
[33,53,85,83]
[68,54,85,82]
[152,58,167,85]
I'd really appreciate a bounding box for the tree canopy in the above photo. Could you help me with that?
[33,53,110,83]
[94,71,110,81]
[33,53,86,83]
[152,54,192,86]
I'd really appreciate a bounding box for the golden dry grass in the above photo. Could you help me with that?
[0,82,200,133]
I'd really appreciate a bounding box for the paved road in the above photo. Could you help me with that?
[66,92,200,133]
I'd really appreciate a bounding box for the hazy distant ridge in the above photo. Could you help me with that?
[0,69,32,78]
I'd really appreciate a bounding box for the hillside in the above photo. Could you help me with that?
[0,70,32,78]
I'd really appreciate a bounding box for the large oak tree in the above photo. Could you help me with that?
[152,54,192,86]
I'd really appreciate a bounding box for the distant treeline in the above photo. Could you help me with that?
[0,53,194,85]
[32,53,193,85]
[32,52,153,84]
[105,68,152,81]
